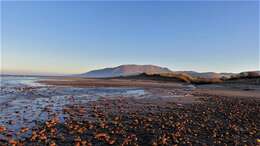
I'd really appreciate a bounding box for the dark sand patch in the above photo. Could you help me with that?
[38,78,186,89]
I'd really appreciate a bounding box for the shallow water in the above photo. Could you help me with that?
[0,76,147,140]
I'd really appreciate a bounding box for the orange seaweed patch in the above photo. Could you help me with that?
[0,125,6,133]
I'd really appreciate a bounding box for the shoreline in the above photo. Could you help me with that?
[39,78,260,99]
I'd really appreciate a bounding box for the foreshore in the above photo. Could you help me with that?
[3,94,259,145]
[1,77,260,145]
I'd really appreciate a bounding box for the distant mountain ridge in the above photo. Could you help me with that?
[80,64,172,78]
[78,64,259,79]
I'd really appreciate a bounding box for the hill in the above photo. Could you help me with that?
[79,64,172,78]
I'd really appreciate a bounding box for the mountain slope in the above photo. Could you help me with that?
[80,64,172,78]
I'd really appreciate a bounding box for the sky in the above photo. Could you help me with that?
[1,1,259,75]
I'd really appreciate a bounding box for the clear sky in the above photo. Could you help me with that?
[1,1,259,75]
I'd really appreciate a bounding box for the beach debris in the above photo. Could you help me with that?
[1,90,259,146]
[20,127,29,133]
[0,125,6,133]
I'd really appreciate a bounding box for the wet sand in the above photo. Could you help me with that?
[193,88,260,99]
[39,77,260,99]
[1,77,260,145]
[38,78,186,89]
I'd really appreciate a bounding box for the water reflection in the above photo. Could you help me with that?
[0,76,147,140]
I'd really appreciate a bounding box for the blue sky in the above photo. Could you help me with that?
[1,1,259,74]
